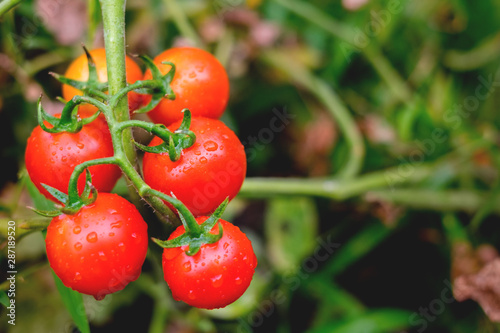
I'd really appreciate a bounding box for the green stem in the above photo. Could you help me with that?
[240,163,432,201]
[260,49,365,179]
[98,0,180,224]
[366,189,500,215]
[109,79,162,110]
[67,157,119,202]
[99,0,135,160]
[0,0,22,18]
[145,188,201,236]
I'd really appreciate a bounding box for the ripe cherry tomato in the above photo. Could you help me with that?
[45,193,148,299]
[62,48,143,114]
[162,217,257,309]
[142,117,246,216]
[25,114,121,202]
[142,47,230,126]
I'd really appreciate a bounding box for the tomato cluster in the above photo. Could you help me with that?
[25,47,256,308]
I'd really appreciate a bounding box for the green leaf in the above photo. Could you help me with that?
[264,197,318,275]
[307,308,412,333]
[320,222,392,277]
[0,290,10,307]
[22,171,56,212]
[51,271,90,333]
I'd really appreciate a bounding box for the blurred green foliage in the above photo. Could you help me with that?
[1,0,500,332]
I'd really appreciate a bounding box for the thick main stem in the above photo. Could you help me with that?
[98,0,179,225]
[99,0,136,163]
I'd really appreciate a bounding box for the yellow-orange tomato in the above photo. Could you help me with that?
[62,48,143,114]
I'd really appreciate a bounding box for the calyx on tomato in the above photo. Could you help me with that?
[51,46,108,104]
[37,95,102,134]
[152,194,229,256]
[132,54,176,114]
[134,109,196,161]
[32,169,97,217]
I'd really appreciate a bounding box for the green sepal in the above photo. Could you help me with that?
[134,110,196,161]
[152,197,229,256]
[133,55,176,114]
[32,170,98,217]
[41,183,69,204]
[63,169,98,214]
[38,96,83,133]
[134,141,168,154]
[37,95,102,134]
[49,45,108,99]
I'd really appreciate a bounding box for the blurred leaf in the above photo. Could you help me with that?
[320,222,392,277]
[307,308,411,333]
[0,290,9,307]
[265,197,318,275]
[22,170,55,212]
[442,213,470,244]
[52,272,90,333]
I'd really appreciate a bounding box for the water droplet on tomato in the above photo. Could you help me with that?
[110,221,122,229]
[98,251,107,260]
[77,142,85,149]
[118,242,126,252]
[61,156,67,162]
[199,157,207,164]
[73,226,81,234]
[203,141,218,151]
[74,272,82,281]
[223,242,229,250]
[109,278,120,287]
[94,294,105,301]
[211,274,223,288]
[87,232,98,243]
[194,150,201,155]
[188,290,196,300]
[182,261,192,272]
[235,277,242,285]
[189,71,196,78]
[109,232,115,237]
[74,242,82,251]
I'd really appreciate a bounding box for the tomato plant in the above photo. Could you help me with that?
[25,112,121,203]
[142,47,230,126]
[142,116,246,216]
[161,216,257,309]
[45,193,149,300]
[61,48,143,114]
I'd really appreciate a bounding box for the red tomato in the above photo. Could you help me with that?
[162,217,257,309]
[45,193,149,299]
[142,47,230,126]
[62,48,143,114]
[142,117,246,216]
[25,114,121,202]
